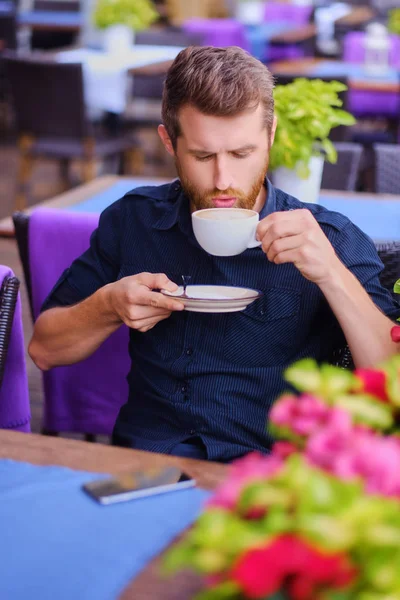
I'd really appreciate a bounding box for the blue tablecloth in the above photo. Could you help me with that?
[67,179,400,242]
[319,195,400,242]
[0,459,210,600]
[18,10,83,27]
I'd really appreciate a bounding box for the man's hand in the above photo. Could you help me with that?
[105,272,184,332]
[256,209,341,285]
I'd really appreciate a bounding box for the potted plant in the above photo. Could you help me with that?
[93,0,158,53]
[163,352,400,599]
[270,78,356,204]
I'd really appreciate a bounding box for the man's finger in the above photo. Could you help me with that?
[135,288,184,312]
[264,234,304,262]
[135,272,178,292]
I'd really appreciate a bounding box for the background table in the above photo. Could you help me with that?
[2,175,399,241]
[0,430,227,600]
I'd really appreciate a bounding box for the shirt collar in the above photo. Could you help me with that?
[153,177,275,231]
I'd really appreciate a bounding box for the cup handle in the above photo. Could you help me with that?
[247,237,262,249]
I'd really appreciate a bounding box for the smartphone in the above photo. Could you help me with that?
[82,466,196,505]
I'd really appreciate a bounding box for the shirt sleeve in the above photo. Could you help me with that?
[334,221,400,322]
[41,200,122,312]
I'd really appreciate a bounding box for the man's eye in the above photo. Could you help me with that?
[232,153,250,159]
[195,155,213,162]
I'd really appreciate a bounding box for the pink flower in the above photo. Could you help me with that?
[305,409,354,471]
[207,452,282,511]
[306,422,400,499]
[391,325,400,343]
[354,368,389,403]
[273,441,298,459]
[231,535,356,599]
[270,394,332,438]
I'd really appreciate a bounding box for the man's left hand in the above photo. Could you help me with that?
[256,209,341,285]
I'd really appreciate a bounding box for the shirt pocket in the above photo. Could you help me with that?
[223,288,301,368]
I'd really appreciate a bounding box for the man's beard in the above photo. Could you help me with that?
[175,157,269,212]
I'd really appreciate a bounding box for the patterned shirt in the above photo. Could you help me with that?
[42,179,400,461]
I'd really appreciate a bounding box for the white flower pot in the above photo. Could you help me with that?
[236,1,264,25]
[103,24,135,55]
[272,156,325,205]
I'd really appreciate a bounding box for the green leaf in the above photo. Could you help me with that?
[334,393,393,429]
[283,358,322,394]
[393,280,400,294]
[321,137,337,164]
[270,78,356,172]
[194,581,242,600]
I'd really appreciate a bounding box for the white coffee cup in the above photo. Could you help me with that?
[191,208,262,257]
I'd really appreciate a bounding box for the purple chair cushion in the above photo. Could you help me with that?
[342,32,400,118]
[29,209,130,435]
[343,32,400,68]
[263,3,313,24]
[183,18,250,51]
[0,265,30,432]
[263,3,312,61]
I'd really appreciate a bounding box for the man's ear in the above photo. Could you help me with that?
[158,125,175,156]
[270,114,278,147]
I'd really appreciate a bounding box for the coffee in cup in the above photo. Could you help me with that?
[191,208,262,256]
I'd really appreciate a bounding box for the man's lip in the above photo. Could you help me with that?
[212,197,236,208]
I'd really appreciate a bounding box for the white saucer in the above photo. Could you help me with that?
[161,285,262,313]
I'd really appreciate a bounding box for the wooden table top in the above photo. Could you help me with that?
[0,430,227,599]
[334,6,376,27]
[269,22,316,44]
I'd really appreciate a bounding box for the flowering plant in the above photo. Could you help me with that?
[164,351,400,599]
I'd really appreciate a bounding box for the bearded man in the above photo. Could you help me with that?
[29,46,400,462]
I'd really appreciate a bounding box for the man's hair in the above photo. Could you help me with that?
[162,46,275,148]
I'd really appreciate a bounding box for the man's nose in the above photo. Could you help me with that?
[214,157,233,191]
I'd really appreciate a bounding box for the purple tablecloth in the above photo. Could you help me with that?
[0,265,30,432]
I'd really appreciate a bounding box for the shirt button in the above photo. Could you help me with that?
[189,429,196,435]
[185,347,193,356]
[181,384,187,393]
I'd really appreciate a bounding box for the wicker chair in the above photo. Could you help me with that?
[0,274,19,388]
[0,267,31,432]
[321,142,363,191]
[30,0,81,50]
[373,144,400,194]
[332,241,400,369]
[4,54,140,210]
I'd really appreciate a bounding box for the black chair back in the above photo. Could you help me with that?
[134,28,203,100]
[321,142,363,191]
[374,144,400,194]
[33,0,80,11]
[4,55,89,138]
[0,12,17,51]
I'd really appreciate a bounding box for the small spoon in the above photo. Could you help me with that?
[181,275,192,298]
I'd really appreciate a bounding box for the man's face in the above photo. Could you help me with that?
[159,104,277,213]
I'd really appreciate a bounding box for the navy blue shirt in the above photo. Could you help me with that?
[42,180,400,461]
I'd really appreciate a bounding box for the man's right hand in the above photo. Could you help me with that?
[105,272,185,332]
